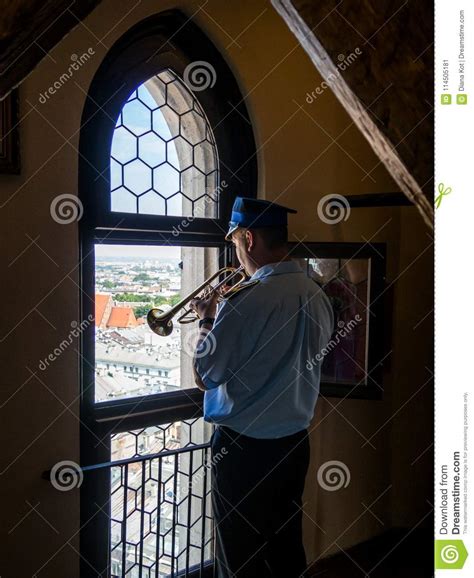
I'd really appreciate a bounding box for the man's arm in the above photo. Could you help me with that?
[190,284,252,390]
[192,322,214,390]
[189,292,219,390]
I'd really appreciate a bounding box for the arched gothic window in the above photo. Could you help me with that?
[78,11,257,578]
[110,69,219,218]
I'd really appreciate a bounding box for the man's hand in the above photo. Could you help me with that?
[191,291,218,391]
[189,290,219,320]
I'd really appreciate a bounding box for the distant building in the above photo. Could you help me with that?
[95,293,139,328]
[107,306,139,328]
[95,341,180,400]
[95,293,113,329]
[96,342,179,381]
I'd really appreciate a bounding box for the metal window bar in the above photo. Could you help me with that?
[76,442,213,578]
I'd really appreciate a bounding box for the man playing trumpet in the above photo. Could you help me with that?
[190,196,334,578]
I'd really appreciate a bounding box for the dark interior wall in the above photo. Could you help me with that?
[0,1,433,576]
[388,208,434,528]
[282,0,434,199]
[0,0,103,98]
[291,206,433,560]
[271,0,434,228]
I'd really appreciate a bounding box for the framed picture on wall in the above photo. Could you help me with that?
[289,242,387,400]
[0,90,20,174]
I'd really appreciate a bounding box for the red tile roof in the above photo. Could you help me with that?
[107,306,139,328]
[95,293,112,327]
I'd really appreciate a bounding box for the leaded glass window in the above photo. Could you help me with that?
[110,69,219,218]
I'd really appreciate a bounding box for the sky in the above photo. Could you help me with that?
[98,81,195,260]
[110,82,182,216]
[95,243,180,259]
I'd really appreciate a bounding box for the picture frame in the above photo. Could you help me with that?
[289,242,387,400]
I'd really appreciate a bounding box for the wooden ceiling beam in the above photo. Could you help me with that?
[271,0,434,228]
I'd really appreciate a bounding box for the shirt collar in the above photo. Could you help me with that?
[250,260,303,281]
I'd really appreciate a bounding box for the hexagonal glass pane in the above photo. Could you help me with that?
[111,187,137,213]
[138,133,166,168]
[110,158,122,190]
[205,171,220,200]
[166,77,194,115]
[139,191,166,215]
[153,106,179,141]
[166,193,183,217]
[153,164,180,198]
[121,99,152,136]
[180,111,207,146]
[111,126,137,164]
[157,70,176,84]
[124,159,152,194]
[137,82,164,109]
[181,166,206,200]
[193,195,215,218]
[194,140,217,174]
[167,137,193,171]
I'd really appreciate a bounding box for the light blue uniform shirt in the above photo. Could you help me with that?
[194,260,334,438]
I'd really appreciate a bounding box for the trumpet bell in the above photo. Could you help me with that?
[147,308,174,337]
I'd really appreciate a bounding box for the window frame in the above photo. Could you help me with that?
[79,9,257,418]
[78,11,257,577]
[81,236,231,424]
[79,9,257,235]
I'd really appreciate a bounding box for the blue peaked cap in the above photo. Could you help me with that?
[225,196,297,240]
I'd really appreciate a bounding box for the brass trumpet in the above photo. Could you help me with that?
[147,266,246,336]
